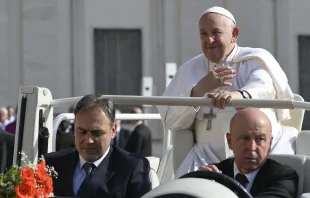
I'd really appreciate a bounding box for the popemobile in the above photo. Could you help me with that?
[11,86,310,198]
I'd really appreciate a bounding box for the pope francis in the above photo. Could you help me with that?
[157,6,298,178]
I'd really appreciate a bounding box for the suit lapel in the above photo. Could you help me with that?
[217,158,272,196]
[55,149,78,196]
[78,146,116,197]
[249,159,270,195]
[219,158,234,178]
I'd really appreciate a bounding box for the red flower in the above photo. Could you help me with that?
[15,182,36,198]
[20,167,35,182]
[35,188,48,198]
[15,160,55,197]
[38,160,46,167]
[44,176,53,194]
[36,162,49,184]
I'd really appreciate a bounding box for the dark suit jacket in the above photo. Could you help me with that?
[214,158,298,198]
[44,145,151,198]
[56,131,75,151]
[125,124,152,157]
[113,128,130,149]
[0,130,14,173]
[56,121,75,151]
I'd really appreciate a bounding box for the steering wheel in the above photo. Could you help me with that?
[180,171,253,198]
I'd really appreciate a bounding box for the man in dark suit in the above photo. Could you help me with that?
[113,108,130,149]
[125,107,152,157]
[45,95,151,198]
[199,108,298,198]
[56,120,75,151]
[0,129,14,173]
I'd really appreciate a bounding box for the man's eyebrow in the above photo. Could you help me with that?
[76,127,106,132]
[77,127,86,131]
[236,134,248,138]
[90,129,105,132]
[212,28,222,31]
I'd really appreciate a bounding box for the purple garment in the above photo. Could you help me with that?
[6,120,16,134]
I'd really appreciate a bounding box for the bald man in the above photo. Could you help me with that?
[199,108,298,198]
[157,6,297,178]
[125,107,152,157]
[0,107,9,130]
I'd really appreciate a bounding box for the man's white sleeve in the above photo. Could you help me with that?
[157,90,200,131]
[157,66,200,131]
[241,60,276,99]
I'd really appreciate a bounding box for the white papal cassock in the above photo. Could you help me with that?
[157,44,298,178]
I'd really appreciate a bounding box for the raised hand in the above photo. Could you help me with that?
[191,66,236,97]
[207,90,242,109]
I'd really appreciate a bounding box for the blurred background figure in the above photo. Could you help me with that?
[56,119,75,151]
[125,107,152,157]
[6,120,16,134]
[113,108,130,149]
[0,129,14,173]
[6,106,17,134]
[0,107,9,131]
[68,105,76,134]
[6,106,15,123]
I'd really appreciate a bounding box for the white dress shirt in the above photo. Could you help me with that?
[73,146,110,196]
[233,161,259,192]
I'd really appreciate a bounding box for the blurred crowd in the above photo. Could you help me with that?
[0,106,17,134]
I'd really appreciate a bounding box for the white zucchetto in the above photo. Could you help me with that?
[200,6,236,24]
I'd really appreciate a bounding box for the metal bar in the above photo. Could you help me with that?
[15,95,27,165]
[53,113,161,122]
[50,95,309,110]
[116,113,161,120]
[52,113,163,152]
[52,113,74,151]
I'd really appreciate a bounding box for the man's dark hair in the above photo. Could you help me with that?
[130,107,143,114]
[74,94,115,126]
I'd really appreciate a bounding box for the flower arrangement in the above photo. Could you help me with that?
[0,152,57,198]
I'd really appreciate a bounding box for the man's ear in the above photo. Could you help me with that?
[226,132,232,149]
[231,26,239,43]
[268,136,274,153]
[111,122,117,139]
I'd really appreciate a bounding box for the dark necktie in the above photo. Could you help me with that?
[235,173,249,188]
[83,162,96,179]
[77,163,96,196]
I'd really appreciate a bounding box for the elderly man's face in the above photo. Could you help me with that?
[0,109,8,122]
[227,118,272,173]
[74,107,116,162]
[199,13,238,63]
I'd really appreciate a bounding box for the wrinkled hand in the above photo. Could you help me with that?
[191,66,236,97]
[212,66,236,88]
[199,165,222,173]
[207,90,242,109]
